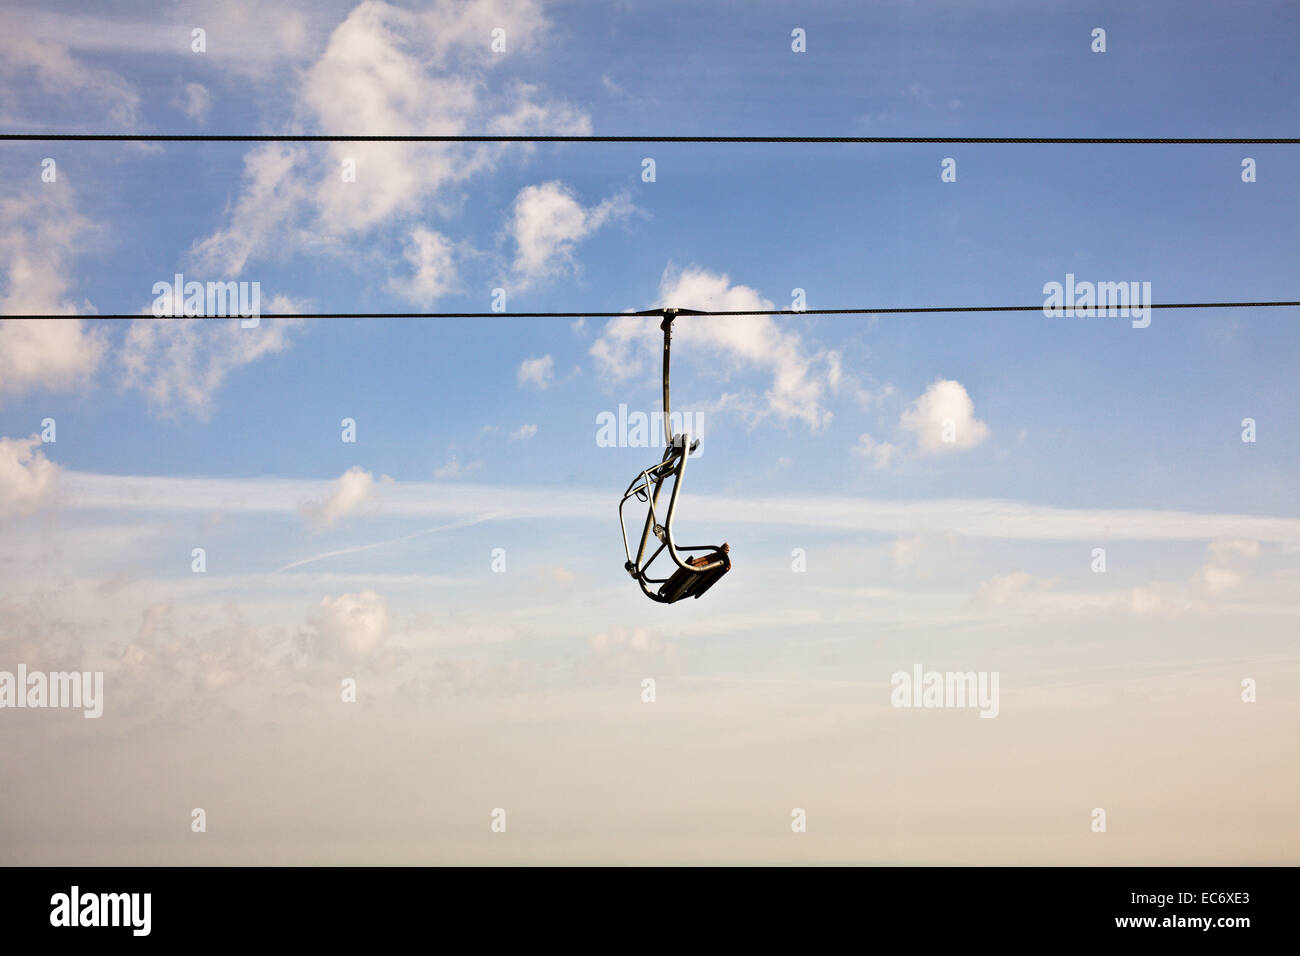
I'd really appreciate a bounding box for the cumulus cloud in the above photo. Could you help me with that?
[299,466,377,529]
[1197,565,1241,596]
[387,227,457,304]
[590,265,837,429]
[0,186,106,397]
[116,603,269,714]
[853,433,896,469]
[0,320,105,400]
[517,354,554,389]
[119,302,304,419]
[0,435,60,518]
[507,181,633,287]
[510,424,538,440]
[311,590,389,658]
[1194,538,1260,596]
[191,0,588,281]
[171,81,212,122]
[899,379,990,453]
[192,609,265,693]
[298,1,482,235]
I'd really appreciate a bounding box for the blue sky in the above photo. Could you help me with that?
[0,0,1297,864]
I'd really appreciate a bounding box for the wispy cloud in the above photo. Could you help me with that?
[119,310,304,419]
[54,471,1300,545]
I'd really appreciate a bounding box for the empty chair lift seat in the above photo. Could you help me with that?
[658,543,731,603]
[618,309,733,605]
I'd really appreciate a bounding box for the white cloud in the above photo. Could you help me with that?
[590,265,837,429]
[1197,565,1242,596]
[387,227,457,304]
[892,533,958,577]
[507,181,633,287]
[185,2,315,79]
[119,304,304,419]
[432,457,482,480]
[0,435,59,518]
[4,4,318,81]
[585,626,676,673]
[0,29,140,127]
[510,424,538,440]
[488,81,593,136]
[172,82,212,122]
[0,186,106,397]
[0,320,105,399]
[517,354,553,389]
[853,433,896,469]
[900,379,990,453]
[311,590,389,658]
[972,570,1037,606]
[298,466,377,529]
[191,0,588,280]
[190,144,312,276]
[1129,585,1168,615]
[1207,539,1260,562]
[114,602,268,708]
[52,471,1300,547]
[299,2,483,235]
[1194,538,1260,596]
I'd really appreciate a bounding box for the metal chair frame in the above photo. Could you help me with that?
[618,309,731,603]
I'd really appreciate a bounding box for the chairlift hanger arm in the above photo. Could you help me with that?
[632,307,706,449]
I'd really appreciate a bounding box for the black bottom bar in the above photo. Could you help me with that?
[0,865,1287,943]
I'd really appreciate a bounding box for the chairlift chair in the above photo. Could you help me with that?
[618,308,732,603]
